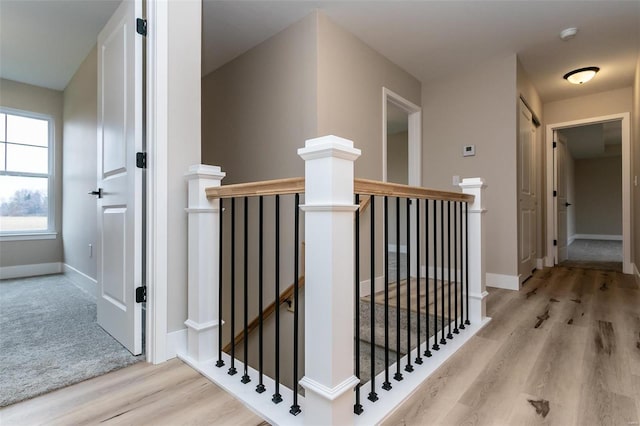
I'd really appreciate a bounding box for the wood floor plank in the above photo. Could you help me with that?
[0,359,264,426]
[381,335,499,425]
[390,266,640,426]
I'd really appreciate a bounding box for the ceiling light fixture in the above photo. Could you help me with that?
[563,66,600,84]
[560,27,578,41]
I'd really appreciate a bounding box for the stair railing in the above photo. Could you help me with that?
[183,135,488,425]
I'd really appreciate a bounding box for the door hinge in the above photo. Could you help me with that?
[553,141,557,148]
[136,152,147,169]
[136,18,147,36]
[136,286,147,303]
[553,190,557,197]
[553,239,557,246]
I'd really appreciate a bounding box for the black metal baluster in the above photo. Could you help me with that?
[465,202,470,326]
[242,197,251,384]
[382,196,392,391]
[440,200,446,346]
[432,199,439,351]
[394,197,403,382]
[354,194,363,414]
[424,199,432,357]
[370,196,381,399]
[229,198,238,376]
[405,198,413,373]
[447,201,453,340]
[256,197,265,393]
[290,194,301,416]
[216,198,225,368]
[415,199,423,365]
[459,201,466,331]
[272,195,282,404]
[453,201,459,335]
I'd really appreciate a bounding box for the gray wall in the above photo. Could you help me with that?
[388,131,408,185]
[566,152,576,239]
[634,56,640,273]
[316,12,421,180]
[0,78,63,267]
[201,13,318,183]
[574,156,622,236]
[422,54,519,278]
[167,0,203,333]
[62,46,98,279]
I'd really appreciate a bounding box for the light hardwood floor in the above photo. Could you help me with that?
[384,266,640,426]
[2,266,638,426]
[0,359,266,426]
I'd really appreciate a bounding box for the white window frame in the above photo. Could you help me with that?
[0,107,56,240]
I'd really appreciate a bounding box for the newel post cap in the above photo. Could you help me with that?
[459,177,487,190]
[298,135,361,161]
[185,164,226,180]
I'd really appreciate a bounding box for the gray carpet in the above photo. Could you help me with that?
[568,239,622,262]
[0,274,142,407]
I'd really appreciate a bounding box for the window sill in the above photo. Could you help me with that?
[0,232,58,242]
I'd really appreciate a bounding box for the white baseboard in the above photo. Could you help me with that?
[572,234,622,241]
[568,235,576,245]
[536,258,544,270]
[387,243,408,254]
[633,263,639,280]
[486,272,521,291]
[359,275,385,298]
[63,263,97,298]
[166,328,187,360]
[0,262,62,280]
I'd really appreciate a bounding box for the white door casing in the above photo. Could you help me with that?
[96,0,143,355]
[517,100,536,281]
[554,133,569,263]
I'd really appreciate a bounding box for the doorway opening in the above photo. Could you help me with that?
[382,88,421,278]
[546,113,631,274]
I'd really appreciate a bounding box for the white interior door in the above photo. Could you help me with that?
[555,133,569,263]
[96,0,143,355]
[518,100,536,280]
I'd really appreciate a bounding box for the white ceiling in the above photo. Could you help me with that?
[1,1,638,101]
[0,0,121,90]
[203,0,640,102]
[560,121,622,160]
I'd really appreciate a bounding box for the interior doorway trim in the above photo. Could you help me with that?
[382,87,422,185]
[545,112,631,274]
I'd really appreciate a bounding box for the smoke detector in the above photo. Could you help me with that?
[560,27,578,41]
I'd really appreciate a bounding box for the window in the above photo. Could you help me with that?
[0,109,55,237]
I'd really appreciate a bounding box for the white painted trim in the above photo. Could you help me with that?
[0,232,57,242]
[382,87,422,186]
[145,0,169,364]
[568,234,576,245]
[63,263,97,298]
[536,258,545,270]
[0,262,62,280]
[166,328,187,360]
[486,272,521,291]
[546,113,632,274]
[571,234,623,241]
[299,375,360,401]
[359,275,385,298]
[387,243,408,254]
[180,352,302,426]
[634,263,640,280]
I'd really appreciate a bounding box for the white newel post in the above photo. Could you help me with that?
[185,164,226,363]
[459,178,487,324]
[298,136,361,426]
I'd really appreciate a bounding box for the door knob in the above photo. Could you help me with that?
[88,188,103,198]
[565,202,572,207]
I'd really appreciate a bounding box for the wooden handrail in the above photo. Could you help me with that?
[354,178,474,203]
[206,177,472,203]
[222,276,305,353]
[206,177,304,199]
[358,194,371,215]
